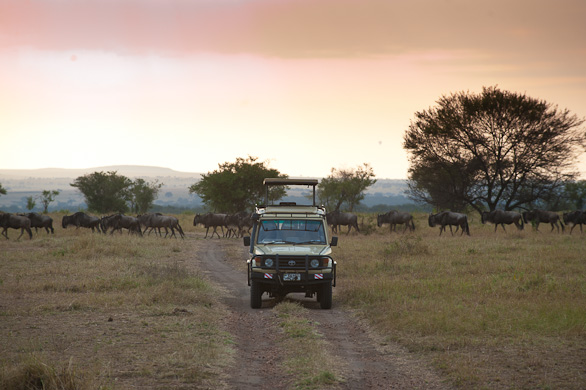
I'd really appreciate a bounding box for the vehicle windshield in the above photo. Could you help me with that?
[257,219,326,244]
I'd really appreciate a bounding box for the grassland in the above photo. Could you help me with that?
[337,213,585,389]
[0,213,233,389]
[0,211,584,389]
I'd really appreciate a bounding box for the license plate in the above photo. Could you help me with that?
[283,273,301,281]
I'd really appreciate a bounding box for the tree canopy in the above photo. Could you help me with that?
[129,178,162,214]
[188,156,287,213]
[71,171,161,214]
[403,86,586,212]
[40,190,59,213]
[317,163,376,212]
[0,183,6,197]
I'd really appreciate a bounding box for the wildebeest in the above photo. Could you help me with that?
[25,212,54,234]
[236,211,253,237]
[0,213,33,240]
[481,209,524,232]
[522,209,564,233]
[101,214,143,236]
[562,210,586,234]
[137,213,184,238]
[62,212,102,233]
[428,211,470,236]
[224,213,241,238]
[377,210,415,233]
[193,213,227,238]
[326,210,359,235]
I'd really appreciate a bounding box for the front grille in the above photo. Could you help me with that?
[260,255,321,271]
[277,256,308,270]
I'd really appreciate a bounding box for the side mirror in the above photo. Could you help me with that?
[330,236,338,247]
[243,236,251,247]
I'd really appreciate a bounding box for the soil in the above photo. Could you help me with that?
[195,236,452,390]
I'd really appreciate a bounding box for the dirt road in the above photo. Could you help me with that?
[195,237,452,390]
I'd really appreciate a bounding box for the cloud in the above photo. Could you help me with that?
[1,0,584,60]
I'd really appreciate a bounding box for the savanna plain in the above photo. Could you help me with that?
[0,213,584,389]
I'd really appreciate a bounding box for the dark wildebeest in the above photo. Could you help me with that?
[326,211,359,235]
[62,212,102,233]
[377,210,415,233]
[481,209,524,232]
[224,213,244,238]
[563,210,586,234]
[137,213,184,238]
[428,211,470,236]
[101,214,143,236]
[522,209,564,233]
[0,213,33,240]
[237,211,253,237]
[193,213,227,238]
[25,212,54,234]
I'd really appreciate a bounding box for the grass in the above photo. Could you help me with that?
[336,212,586,389]
[2,211,585,389]
[274,302,341,389]
[0,214,233,389]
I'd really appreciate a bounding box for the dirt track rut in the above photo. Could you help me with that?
[195,236,451,390]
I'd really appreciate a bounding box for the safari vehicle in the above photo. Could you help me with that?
[243,178,338,309]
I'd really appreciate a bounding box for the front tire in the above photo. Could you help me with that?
[319,282,332,309]
[250,281,262,309]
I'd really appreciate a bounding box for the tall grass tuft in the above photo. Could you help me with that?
[0,355,86,390]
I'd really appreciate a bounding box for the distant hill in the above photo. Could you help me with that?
[0,165,414,212]
[0,165,201,179]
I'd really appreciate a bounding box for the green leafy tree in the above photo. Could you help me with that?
[404,86,586,213]
[0,183,6,196]
[26,196,36,211]
[564,180,586,210]
[189,156,287,213]
[40,190,60,213]
[317,163,376,212]
[71,171,132,213]
[129,178,162,214]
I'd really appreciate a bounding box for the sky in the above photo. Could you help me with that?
[1,0,585,179]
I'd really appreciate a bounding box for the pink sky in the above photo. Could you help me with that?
[1,0,585,179]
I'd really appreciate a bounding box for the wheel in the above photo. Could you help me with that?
[319,282,332,309]
[250,281,262,309]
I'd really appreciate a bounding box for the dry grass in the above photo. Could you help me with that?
[274,302,341,389]
[0,213,233,389]
[336,212,586,389]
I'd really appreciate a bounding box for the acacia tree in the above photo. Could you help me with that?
[71,171,133,213]
[404,86,586,213]
[0,183,6,197]
[188,156,287,213]
[26,196,36,211]
[317,163,376,212]
[564,180,586,210]
[129,178,162,214]
[40,190,60,213]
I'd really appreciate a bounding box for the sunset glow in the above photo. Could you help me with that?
[1,0,585,178]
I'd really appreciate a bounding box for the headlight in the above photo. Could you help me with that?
[310,259,320,268]
[264,258,274,267]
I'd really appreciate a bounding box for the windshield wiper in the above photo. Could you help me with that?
[294,240,325,245]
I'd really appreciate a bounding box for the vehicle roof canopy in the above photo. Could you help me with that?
[263,178,319,206]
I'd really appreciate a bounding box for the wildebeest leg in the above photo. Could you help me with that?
[2,228,9,239]
[500,224,507,232]
[211,226,222,239]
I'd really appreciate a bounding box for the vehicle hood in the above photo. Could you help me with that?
[255,245,331,257]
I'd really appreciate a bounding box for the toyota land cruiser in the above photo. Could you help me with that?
[243,178,338,309]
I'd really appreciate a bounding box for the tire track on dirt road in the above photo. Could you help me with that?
[195,236,451,390]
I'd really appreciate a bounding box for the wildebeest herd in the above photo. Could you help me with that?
[2,208,586,240]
